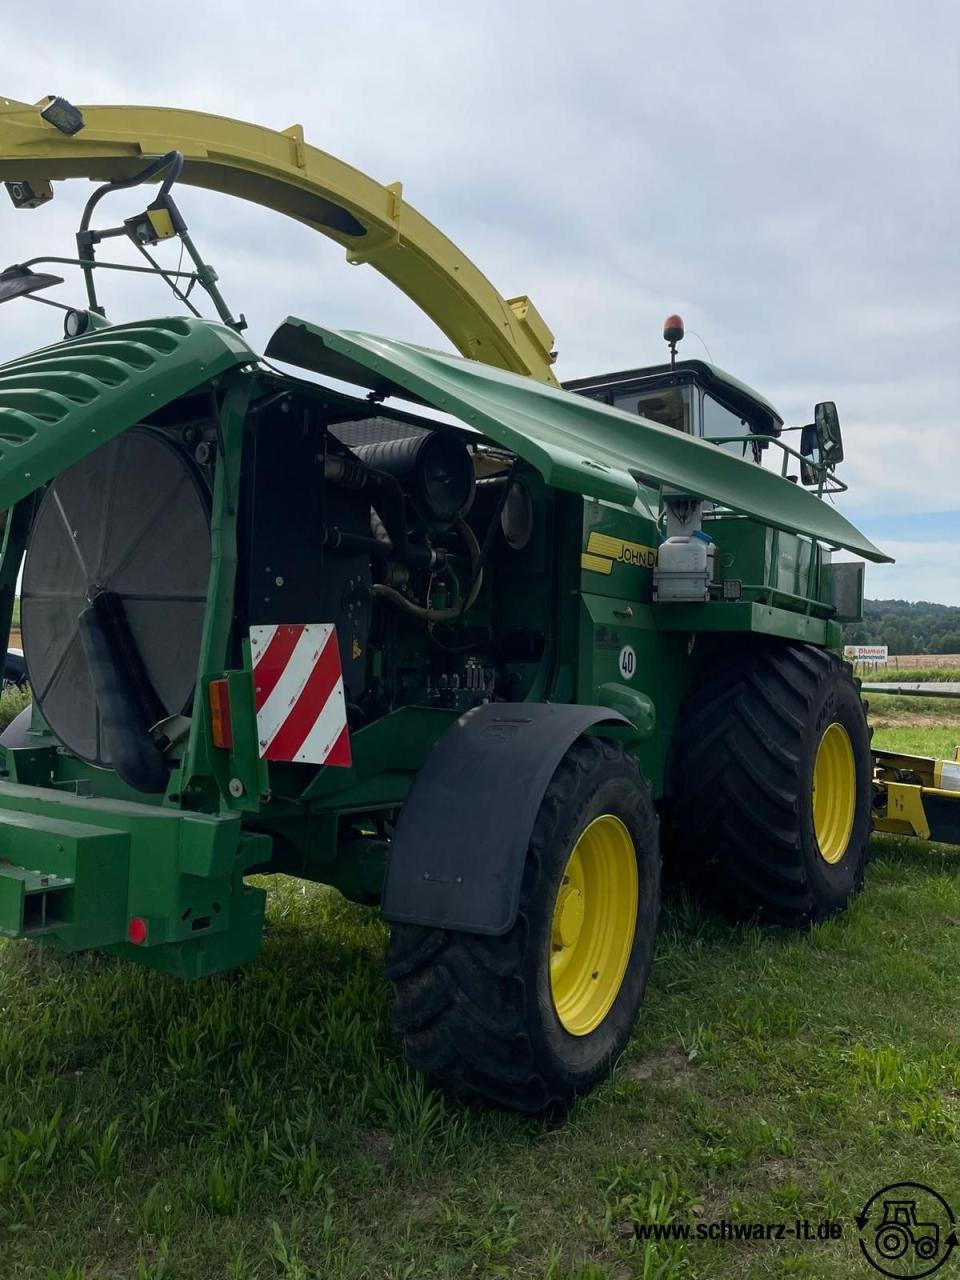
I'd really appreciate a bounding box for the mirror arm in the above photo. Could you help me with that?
[18,254,197,281]
[22,293,73,314]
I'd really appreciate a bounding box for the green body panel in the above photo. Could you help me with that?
[0,318,252,511]
[652,600,843,647]
[575,498,695,795]
[266,319,890,563]
[577,594,692,796]
[0,811,126,948]
[709,515,823,611]
[300,707,461,806]
[0,779,266,977]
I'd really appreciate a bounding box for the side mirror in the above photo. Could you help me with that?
[799,403,843,486]
[814,401,843,466]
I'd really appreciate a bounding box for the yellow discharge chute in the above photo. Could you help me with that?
[0,95,558,384]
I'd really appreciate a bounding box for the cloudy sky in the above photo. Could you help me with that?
[1,0,958,602]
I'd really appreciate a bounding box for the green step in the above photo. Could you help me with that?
[0,811,129,948]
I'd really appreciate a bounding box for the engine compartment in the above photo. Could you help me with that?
[234,385,553,731]
[18,375,557,791]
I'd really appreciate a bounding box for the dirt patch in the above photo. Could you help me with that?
[871,713,960,728]
[753,1156,794,1184]
[356,1128,395,1166]
[689,1156,797,1223]
[627,1044,695,1084]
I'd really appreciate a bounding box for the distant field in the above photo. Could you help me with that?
[857,652,960,670]
[853,658,960,682]
[892,653,960,667]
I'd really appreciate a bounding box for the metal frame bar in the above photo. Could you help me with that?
[179,375,255,806]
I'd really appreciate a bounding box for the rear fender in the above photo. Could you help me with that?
[381,702,629,935]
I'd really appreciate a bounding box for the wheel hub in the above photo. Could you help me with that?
[812,721,857,864]
[549,814,639,1037]
[552,883,585,950]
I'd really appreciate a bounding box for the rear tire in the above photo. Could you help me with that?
[668,642,872,926]
[385,736,660,1113]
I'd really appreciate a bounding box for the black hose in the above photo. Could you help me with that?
[76,151,184,312]
[78,151,184,236]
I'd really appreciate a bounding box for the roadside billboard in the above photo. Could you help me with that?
[843,645,888,663]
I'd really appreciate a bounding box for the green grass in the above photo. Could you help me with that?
[868,694,959,758]
[0,701,958,1278]
[0,684,30,727]
[858,664,960,683]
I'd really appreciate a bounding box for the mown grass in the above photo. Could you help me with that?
[866,693,959,758]
[0,699,957,1278]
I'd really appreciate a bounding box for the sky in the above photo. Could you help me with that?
[1,0,958,603]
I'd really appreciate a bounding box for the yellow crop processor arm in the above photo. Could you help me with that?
[0,94,558,383]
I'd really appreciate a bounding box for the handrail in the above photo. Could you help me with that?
[706,432,847,497]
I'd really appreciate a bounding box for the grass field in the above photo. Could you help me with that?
[863,654,960,670]
[0,693,958,1279]
[854,663,960,683]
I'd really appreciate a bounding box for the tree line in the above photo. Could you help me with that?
[843,599,960,655]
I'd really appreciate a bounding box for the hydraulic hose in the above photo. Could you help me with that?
[372,518,482,622]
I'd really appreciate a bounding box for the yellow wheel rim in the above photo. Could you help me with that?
[812,722,856,864]
[549,814,638,1037]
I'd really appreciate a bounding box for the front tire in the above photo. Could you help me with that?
[386,736,660,1113]
[668,642,872,926]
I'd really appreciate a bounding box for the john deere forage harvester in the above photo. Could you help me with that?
[0,95,955,1112]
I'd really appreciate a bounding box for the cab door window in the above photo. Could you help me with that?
[701,393,751,458]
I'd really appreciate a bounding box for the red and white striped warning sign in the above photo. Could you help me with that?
[249,623,352,767]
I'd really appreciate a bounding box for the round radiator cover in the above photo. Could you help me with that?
[21,427,211,768]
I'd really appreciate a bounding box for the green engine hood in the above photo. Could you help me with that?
[0,317,253,510]
[268,318,892,564]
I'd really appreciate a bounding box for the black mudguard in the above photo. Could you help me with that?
[381,702,629,936]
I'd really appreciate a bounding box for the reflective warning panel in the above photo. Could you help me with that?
[249,623,351,767]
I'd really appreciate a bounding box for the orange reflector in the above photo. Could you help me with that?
[208,678,234,750]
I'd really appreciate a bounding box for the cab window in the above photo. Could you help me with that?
[612,385,693,435]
